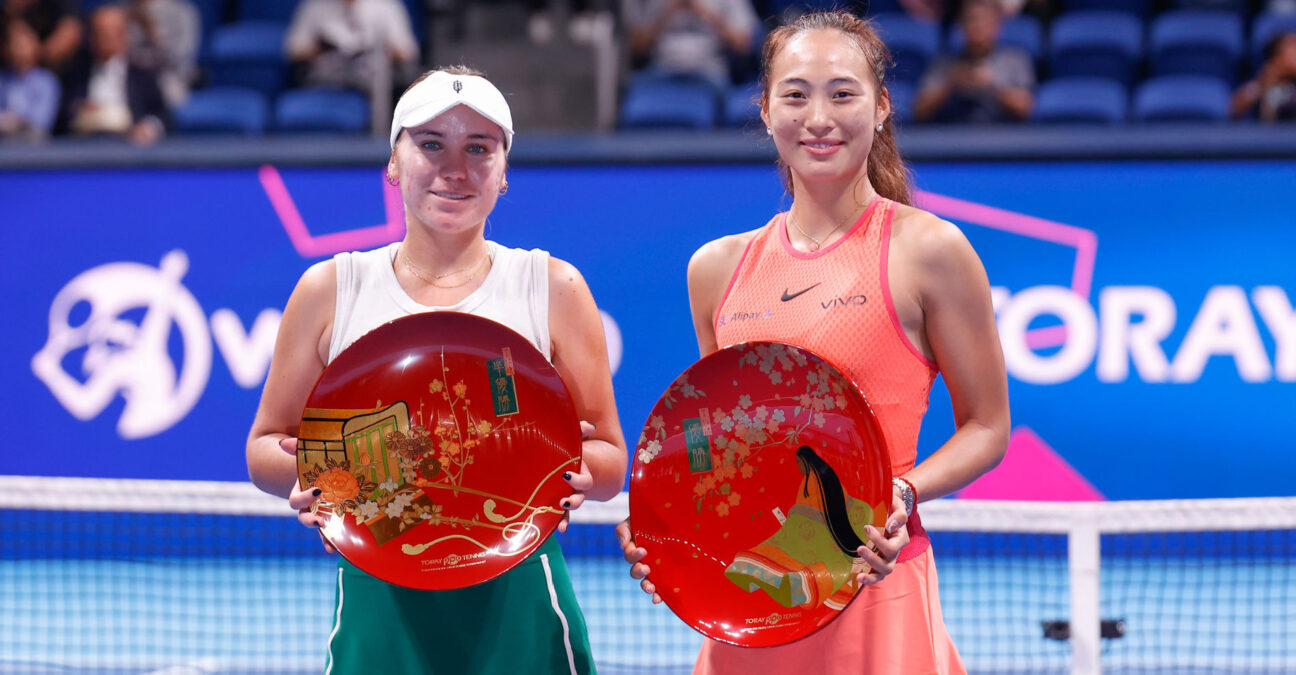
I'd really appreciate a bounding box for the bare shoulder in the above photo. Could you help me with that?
[688,228,761,288]
[691,229,759,268]
[547,255,599,328]
[889,202,979,273]
[547,255,589,298]
[281,259,337,364]
[294,258,337,301]
[282,258,337,321]
[545,256,602,361]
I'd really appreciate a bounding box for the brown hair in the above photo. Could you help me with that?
[759,12,913,206]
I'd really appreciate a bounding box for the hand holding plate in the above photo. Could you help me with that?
[854,488,909,586]
[284,436,337,554]
[615,518,662,604]
[557,421,597,533]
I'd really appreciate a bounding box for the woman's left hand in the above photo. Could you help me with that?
[557,421,598,533]
[853,486,911,586]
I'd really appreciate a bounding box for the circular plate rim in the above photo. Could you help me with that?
[298,310,582,590]
[628,339,892,647]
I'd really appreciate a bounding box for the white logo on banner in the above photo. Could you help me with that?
[32,251,212,438]
[601,310,623,374]
[32,250,282,439]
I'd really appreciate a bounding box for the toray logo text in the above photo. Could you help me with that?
[991,285,1295,385]
[31,250,625,439]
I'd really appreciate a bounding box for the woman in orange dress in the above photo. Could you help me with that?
[616,11,1010,673]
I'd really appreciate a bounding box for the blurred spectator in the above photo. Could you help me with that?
[285,0,419,91]
[0,18,58,139]
[1231,31,1296,122]
[995,0,1054,20]
[913,0,1033,123]
[126,0,199,108]
[623,0,758,89]
[1268,0,1296,14]
[2,0,82,72]
[62,5,168,144]
[897,0,947,21]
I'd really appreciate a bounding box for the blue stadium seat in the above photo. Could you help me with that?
[1251,12,1296,68]
[723,82,763,129]
[1033,77,1127,124]
[1169,0,1247,12]
[236,0,299,23]
[173,87,269,135]
[191,0,228,44]
[947,15,1044,64]
[873,13,941,84]
[1150,10,1244,83]
[205,21,291,100]
[1049,11,1144,86]
[1133,75,1230,123]
[862,0,904,15]
[619,76,719,130]
[1064,0,1149,18]
[887,79,915,125]
[273,87,371,133]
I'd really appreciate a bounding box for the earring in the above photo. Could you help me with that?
[498,179,509,196]
[876,123,884,132]
[765,127,773,136]
[386,173,399,187]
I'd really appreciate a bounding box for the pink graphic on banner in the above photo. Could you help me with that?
[958,427,1105,501]
[915,190,1097,351]
[259,165,406,258]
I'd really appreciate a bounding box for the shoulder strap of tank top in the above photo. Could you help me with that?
[713,216,780,336]
[328,249,359,364]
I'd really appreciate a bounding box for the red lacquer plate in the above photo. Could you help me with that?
[630,341,891,647]
[296,311,581,590]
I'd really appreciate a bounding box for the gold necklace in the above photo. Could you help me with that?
[787,202,866,252]
[400,246,491,289]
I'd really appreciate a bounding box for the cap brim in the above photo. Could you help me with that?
[393,101,514,151]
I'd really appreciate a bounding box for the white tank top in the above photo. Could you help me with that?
[327,241,551,364]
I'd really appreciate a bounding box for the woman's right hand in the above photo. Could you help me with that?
[281,436,336,554]
[615,517,662,604]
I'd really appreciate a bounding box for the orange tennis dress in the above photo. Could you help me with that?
[698,197,966,675]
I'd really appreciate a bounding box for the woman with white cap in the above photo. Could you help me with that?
[246,66,625,673]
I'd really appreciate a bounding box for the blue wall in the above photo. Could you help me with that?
[3,161,1292,499]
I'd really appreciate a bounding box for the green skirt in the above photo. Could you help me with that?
[324,536,595,674]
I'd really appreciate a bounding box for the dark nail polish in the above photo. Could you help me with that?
[312,488,322,496]
[562,472,572,480]
[561,500,571,509]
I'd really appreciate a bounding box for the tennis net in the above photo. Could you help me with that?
[2,475,1293,674]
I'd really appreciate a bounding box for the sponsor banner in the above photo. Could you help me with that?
[2,162,1292,498]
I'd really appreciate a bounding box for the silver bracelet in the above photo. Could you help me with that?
[892,476,915,516]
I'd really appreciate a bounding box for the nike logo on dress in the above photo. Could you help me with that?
[780,283,821,302]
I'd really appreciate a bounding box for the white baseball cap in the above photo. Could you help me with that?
[389,70,514,151]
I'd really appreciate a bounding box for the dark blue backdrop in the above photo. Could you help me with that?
[3,161,1292,499]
